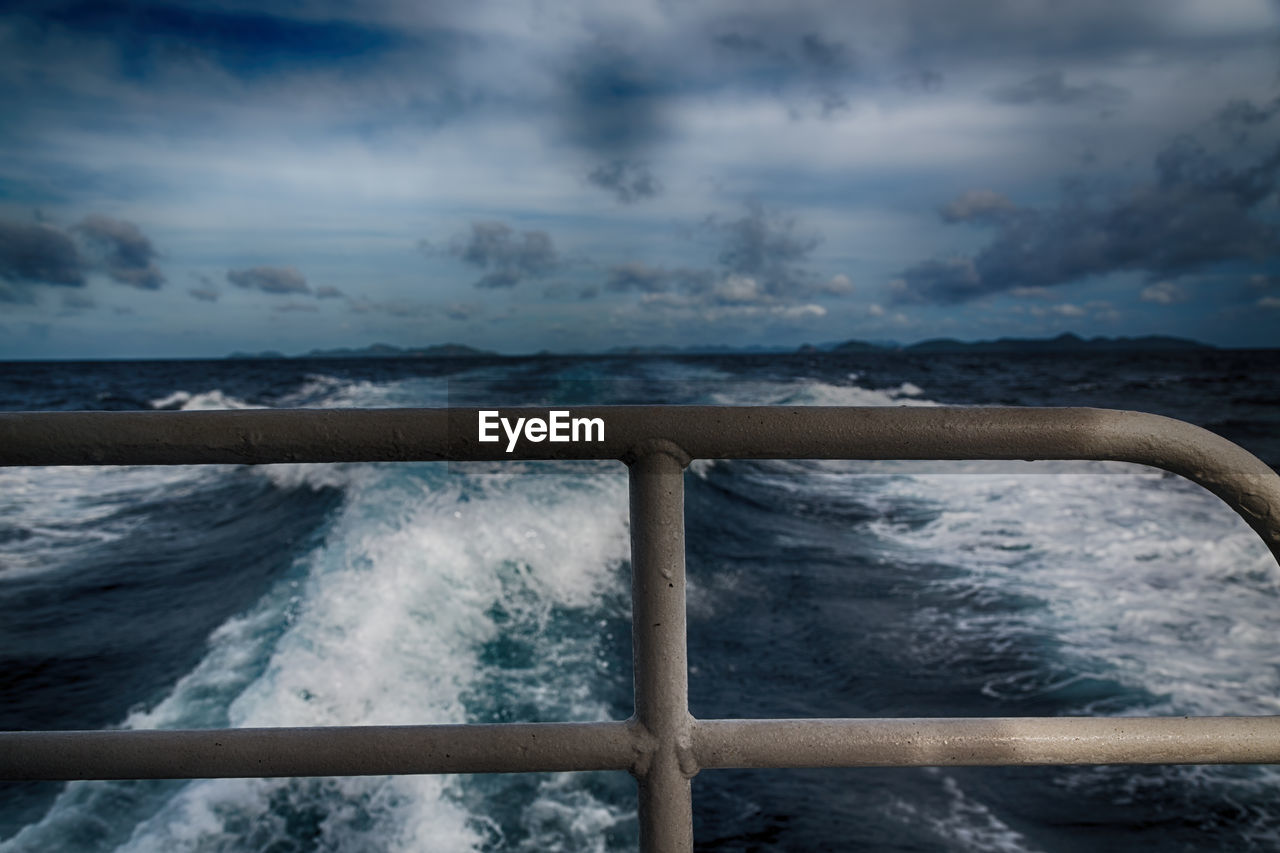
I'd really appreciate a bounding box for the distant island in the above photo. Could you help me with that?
[228,343,497,360]
[226,332,1215,360]
[836,332,1214,354]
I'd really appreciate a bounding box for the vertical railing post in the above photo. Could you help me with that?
[629,449,695,852]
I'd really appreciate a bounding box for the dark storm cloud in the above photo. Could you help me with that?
[227,266,311,295]
[75,214,164,289]
[892,131,1280,304]
[38,1,403,81]
[561,49,670,156]
[446,221,558,289]
[587,159,662,203]
[0,218,85,293]
[992,71,1128,107]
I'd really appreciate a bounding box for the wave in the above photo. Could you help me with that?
[4,447,634,850]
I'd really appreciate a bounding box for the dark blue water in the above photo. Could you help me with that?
[1,350,1277,851]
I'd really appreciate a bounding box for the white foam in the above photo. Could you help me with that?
[889,772,1044,853]
[86,460,632,851]
[710,376,939,408]
[285,374,451,409]
[868,466,1280,716]
[149,390,262,411]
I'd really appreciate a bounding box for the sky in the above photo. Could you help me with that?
[0,0,1278,358]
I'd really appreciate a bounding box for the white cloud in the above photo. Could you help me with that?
[1030,302,1085,318]
[1140,281,1189,304]
[714,273,764,304]
[820,273,854,294]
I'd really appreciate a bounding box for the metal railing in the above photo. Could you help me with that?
[3,406,1280,852]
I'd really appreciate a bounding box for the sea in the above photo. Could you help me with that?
[0,349,1278,852]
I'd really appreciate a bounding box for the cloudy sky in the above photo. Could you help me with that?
[1,0,1278,358]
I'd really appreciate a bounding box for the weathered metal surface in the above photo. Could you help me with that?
[629,451,696,852]
[0,722,637,780]
[694,716,1280,768]
[6,715,1279,783]
[2,407,1277,562]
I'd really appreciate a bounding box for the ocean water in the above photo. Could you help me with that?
[0,349,1278,852]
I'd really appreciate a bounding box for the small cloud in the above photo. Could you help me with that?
[606,261,675,293]
[588,160,662,203]
[61,292,96,311]
[714,274,765,304]
[315,285,346,299]
[227,266,310,295]
[820,273,854,295]
[799,33,851,74]
[444,221,558,288]
[867,303,886,317]
[1010,286,1054,299]
[1030,302,1086,318]
[1140,281,1189,305]
[188,273,219,303]
[443,302,482,321]
[1258,296,1280,309]
[940,190,1018,224]
[776,303,826,319]
[798,33,856,116]
[75,215,164,290]
[578,285,599,300]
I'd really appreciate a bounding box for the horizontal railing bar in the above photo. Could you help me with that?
[694,717,1280,768]
[0,722,638,780]
[2,406,1276,562]
[7,716,1279,781]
